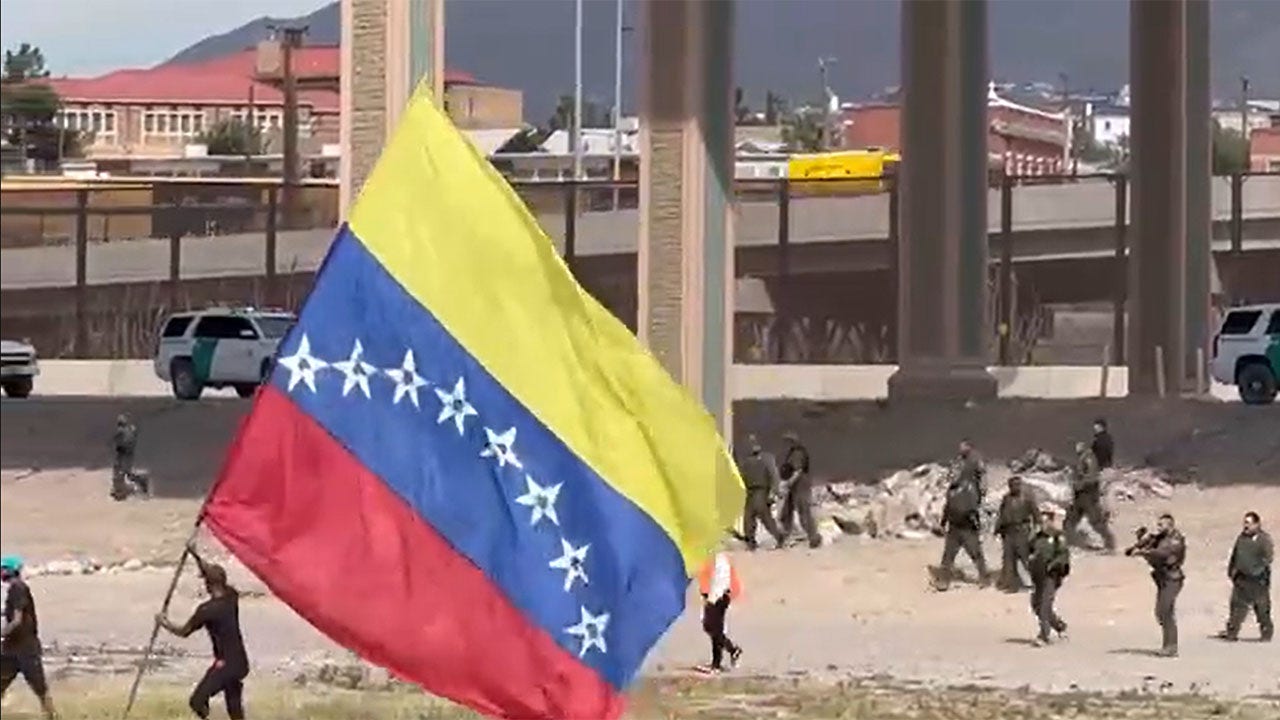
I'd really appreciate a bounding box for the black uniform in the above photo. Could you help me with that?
[1064,448,1116,551]
[738,449,785,550]
[1141,528,1187,655]
[182,592,249,719]
[1028,528,1071,642]
[1225,529,1273,641]
[112,419,138,500]
[1,578,49,700]
[995,489,1038,592]
[1091,429,1115,469]
[936,476,990,588]
[776,441,820,548]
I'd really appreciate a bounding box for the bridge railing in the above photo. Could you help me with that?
[2,171,1277,362]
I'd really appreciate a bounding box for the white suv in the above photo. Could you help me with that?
[154,306,296,400]
[1209,303,1280,405]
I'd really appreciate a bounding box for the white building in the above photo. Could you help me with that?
[1087,103,1130,148]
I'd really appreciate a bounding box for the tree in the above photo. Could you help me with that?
[547,94,610,134]
[764,91,786,126]
[1212,120,1249,175]
[781,108,825,152]
[496,126,546,154]
[1,43,83,164]
[734,86,751,124]
[198,118,263,156]
[3,43,50,81]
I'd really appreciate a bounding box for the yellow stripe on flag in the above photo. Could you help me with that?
[347,85,743,574]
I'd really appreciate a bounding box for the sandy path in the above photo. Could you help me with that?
[6,467,1276,699]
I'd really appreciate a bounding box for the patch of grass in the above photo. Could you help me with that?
[3,675,1277,720]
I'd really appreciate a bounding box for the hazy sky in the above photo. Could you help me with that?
[0,0,324,76]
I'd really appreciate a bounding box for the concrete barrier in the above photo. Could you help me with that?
[732,364,1238,402]
[21,360,1238,402]
[26,360,241,398]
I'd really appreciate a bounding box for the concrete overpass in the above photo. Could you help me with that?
[3,176,1277,290]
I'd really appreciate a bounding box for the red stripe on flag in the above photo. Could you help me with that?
[202,387,625,720]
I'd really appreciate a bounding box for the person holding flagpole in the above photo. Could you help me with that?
[156,541,249,720]
[697,550,743,674]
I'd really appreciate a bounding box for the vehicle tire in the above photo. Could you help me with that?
[1236,362,1278,405]
[2,377,33,398]
[170,359,204,400]
[234,383,257,399]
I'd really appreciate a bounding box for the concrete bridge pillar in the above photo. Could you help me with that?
[887,0,997,402]
[339,0,444,217]
[1183,0,1212,388]
[1129,0,1199,394]
[637,0,736,437]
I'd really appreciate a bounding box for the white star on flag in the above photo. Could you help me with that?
[276,334,328,393]
[434,377,478,436]
[514,475,562,527]
[332,339,376,398]
[384,349,429,407]
[548,538,590,592]
[480,427,522,469]
[565,606,610,658]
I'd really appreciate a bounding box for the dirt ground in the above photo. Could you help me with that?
[2,397,1279,718]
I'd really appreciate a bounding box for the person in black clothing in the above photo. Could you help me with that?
[776,431,821,549]
[158,542,250,719]
[1091,418,1115,470]
[1,556,57,719]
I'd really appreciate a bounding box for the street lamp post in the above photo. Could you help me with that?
[572,0,584,182]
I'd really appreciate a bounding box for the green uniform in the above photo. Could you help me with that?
[777,442,820,548]
[738,450,785,550]
[1064,448,1115,551]
[1142,528,1187,654]
[112,421,138,500]
[935,478,989,589]
[996,490,1037,592]
[1225,529,1273,640]
[1029,528,1071,641]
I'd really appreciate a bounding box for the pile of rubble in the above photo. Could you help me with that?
[807,449,1175,544]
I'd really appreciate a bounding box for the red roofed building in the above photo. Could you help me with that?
[840,83,1071,176]
[1251,126,1280,172]
[43,43,519,162]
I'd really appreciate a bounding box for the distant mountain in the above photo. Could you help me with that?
[166,0,1280,124]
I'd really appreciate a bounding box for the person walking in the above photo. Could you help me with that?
[1127,513,1186,657]
[775,432,821,549]
[1064,441,1116,552]
[1217,511,1273,642]
[1,556,56,719]
[931,455,992,591]
[111,413,139,500]
[995,476,1038,593]
[737,435,786,550]
[1090,418,1115,470]
[157,542,250,719]
[696,551,743,674]
[1028,504,1071,646]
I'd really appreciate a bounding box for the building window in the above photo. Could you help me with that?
[56,108,119,143]
[143,110,207,140]
[1103,120,1112,131]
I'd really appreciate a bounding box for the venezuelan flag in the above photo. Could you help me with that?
[201,84,743,719]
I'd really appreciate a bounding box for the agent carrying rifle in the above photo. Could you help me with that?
[1126,514,1186,657]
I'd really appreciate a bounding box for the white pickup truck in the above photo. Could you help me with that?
[0,339,39,398]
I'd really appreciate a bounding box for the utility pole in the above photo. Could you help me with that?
[572,0,584,182]
[1060,72,1075,174]
[612,0,624,187]
[1240,75,1250,167]
[272,24,307,228]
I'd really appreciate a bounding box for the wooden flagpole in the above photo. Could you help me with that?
[121,522,203,720]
